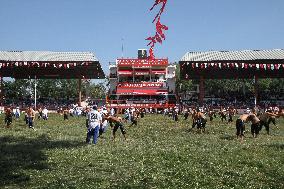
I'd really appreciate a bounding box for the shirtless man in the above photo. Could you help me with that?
[191,108,198,129]
[246,112,260,138]
[4,107,13,128]
[173,108,179,127]
[219,108,227,122]
[196,109,207,133]
[266,108,277,128]
[192,108,207,132]
[140,108,145,118]
[130,110,138,127]
[184,108,189,120]
[38,107,43,120]
[27,106,36,130]
[63,107,69,120]
[235,114,250,141]
[208,109,215,122]
[106,116,127,141]
[227,107,234,123]
[258,111,279,135]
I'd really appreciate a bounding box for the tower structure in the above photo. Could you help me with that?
[108,50,176,109]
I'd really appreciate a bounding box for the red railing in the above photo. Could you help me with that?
[117,58,168,67]
[106,102,175,109]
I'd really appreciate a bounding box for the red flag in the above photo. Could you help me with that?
[146,0,168,59]
[149,48,155,59]
[156,18,168,40]
[155,33,162,43]
[150,0,167,23]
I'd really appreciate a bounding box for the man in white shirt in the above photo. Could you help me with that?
[15,107,21,120]
[86,106,102,144]
[99,108,109,136]
[110,108,115,116]
[42,107,48,120]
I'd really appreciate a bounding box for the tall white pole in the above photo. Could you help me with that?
[34,76,37,110]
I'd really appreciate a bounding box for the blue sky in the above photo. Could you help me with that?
[0,0,284,74]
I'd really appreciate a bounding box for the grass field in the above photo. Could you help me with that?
[1,113,284,189]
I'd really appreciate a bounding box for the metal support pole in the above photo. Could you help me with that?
[199,75,205,106]
[254,75,258,108]
[0,76,3,106]
[34,76,37,110]
[78,78,82,107]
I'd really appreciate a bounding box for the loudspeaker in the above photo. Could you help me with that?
[138,49,147,59]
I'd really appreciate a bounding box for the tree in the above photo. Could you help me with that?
[175,64,195,93]
[3,79,30,102]
[88,82,107,99]
[36,79,61,100]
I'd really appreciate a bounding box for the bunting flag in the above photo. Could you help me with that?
[184,62,284,71]
[0,61,94,69]
[146,0,168,59]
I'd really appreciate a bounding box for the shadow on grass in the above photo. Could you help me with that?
[0,134,85,187]
[219,134,235,141]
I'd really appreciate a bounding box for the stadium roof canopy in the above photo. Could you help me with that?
[179,49,284,79]
[0,51,105,79]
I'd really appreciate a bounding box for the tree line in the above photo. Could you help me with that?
[2,69,284,104]
[175,64,284,98]
[3,79,107,104]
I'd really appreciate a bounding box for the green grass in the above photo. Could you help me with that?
[1,114,284,189]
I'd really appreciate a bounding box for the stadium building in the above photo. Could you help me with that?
[107,49,176,109]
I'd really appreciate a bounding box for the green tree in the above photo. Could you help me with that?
[175,64,195,93]
[3,79,30,101]
[36,79,61,99]
[88,82,107,99]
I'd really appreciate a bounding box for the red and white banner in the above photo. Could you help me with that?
[107,103,175,109]
[134,70,150,75]
[117,70,133,75]
[116,88,168,95]
[117,82,164,88]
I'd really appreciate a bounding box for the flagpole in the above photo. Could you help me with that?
[121,38,124,58]
[34,75,37,110]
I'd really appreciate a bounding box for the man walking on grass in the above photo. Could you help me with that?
[4,107,13,128]
[86,106,102,144]
[27,106,36,130]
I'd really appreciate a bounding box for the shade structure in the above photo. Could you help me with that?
[179,49,284,79]
[0,51,105,79]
